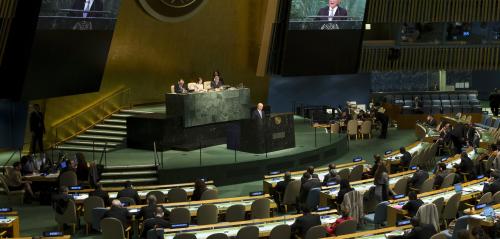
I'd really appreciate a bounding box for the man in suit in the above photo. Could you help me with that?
[301,166,319,185]
[316,0,348,21]
[425,115,437,127]
[70,0,104,18]
[102,199,131,227]
[458,151,475,181]
[489,88,499,116]
[408,166,429,189]
[272,171,294,209]
[30,104,45,154]
[375,108,389,139]
[291,206,321,238]
[210,75,223,89]
[465,123,477,147]
[174,79,187,94]
[117,181,141,204]
[450,123,466,154]
[140,207,170,239]
[252,103,265,120]
[89,182,110,206]
[299,172,322,204]
[483,171,500,195]
[138,195,169,220]
[402,191,424,217]
[399,147,412,168]
[399,217,437,239]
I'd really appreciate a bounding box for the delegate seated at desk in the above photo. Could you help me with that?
[175,79,187,94]
[211,75,223,89]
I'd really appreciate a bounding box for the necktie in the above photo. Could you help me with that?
[83,0,91,18]
[329,8,333,21]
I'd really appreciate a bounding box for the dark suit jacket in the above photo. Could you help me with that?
[90,189,110,206]
[117,188,141,204]
[174,83,186,94]
[301,174,319,185]
[459,156,475,175]
[139,204,169,220]
[275,179,292,197]
[323,173,340,186]
[426,118,437,127]
[252,110,265,120]
[102,206,131,227]
[291,214,322,238]
[300,178,322,203]
[404,223,437,239]
[191,187,207,201]
[316,6,348,20]
[483,179,500,195]
[210,80,223,89]
[140,217,170,239]
[30,111,45,134]
[409,170,429,188]
[402,199,424,217]
[70,0,104,17]
[400,151,412,167]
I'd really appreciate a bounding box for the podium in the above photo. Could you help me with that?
[227,113,295,154]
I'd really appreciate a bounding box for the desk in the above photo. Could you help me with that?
[24,172,59,182]
[262,161,367,194]
[166,88,251,128]
[386,178,486,226]
[0,216,19,238]
[163,210,338,239]
[319,170,415,206]
[325,225,413,239]
[383,141,423,173]
[464,203,500,227]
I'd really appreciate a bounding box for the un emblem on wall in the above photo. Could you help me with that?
[274,116,282,125]
[138,0,207,22]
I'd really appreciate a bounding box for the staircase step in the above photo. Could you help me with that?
[103,119,126,124]
[65,140,121,147]
[56,145,112,152]
[95,124,127,130]
[86,129,127,136]
[99,177,158,185]
[111,113,133,118]
[76,134,125,142]
[104,164,157,171]
[120,109,154,114]
[102,170,157,176]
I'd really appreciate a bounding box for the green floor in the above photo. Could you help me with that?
[1,126,417,238]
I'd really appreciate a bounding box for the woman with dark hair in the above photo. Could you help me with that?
[374,164,393,202]
[75,152,89,182]
[336,179,353,205]
[191,179,208,201]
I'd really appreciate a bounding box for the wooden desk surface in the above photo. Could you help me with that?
[0,216,20,238]
[69,180,215,193]
[325,225,413,239]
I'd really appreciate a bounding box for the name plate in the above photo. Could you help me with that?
[272,132,286,140]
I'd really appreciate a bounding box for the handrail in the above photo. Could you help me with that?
[2,149,20,172]
[52,87,129,128]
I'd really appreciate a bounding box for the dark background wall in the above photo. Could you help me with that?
[267,74,372,113]
[0,101,28,149]
[471,71,500,100]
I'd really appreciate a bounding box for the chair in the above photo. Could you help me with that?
[478,192,492,205]
[170,208,191,225]
[269,224,290,239]
[347,120,358,140]
[441,193,461,227]
[432,197,444,220]
[337,168,350,181]
[282,180,301,213]
[225,204,246,222]
[59,170,78,188]
[200,189,218,200]
[363,201,389,229]
[100,217,130,239]
[146,191,166,203]
[335,219,357,236]
[348,165,363,182]
[173,233,197,239]
[440,173,456,189]
[419,177,435,193]
[54,200,78,234]
[170,85,175,93]
[330,123,340,134]
[83,196,105,234]
[207,233,228,239]
[236,225,259,239]
[118,197,136,205]
[415,203,440,233]
[341,190,364,223]
[304,225,327,239]
[492,191,500,203]
[363,190,377,214]
[359,121,372,139]
[305,188,321,211]
[196,204,218,225]
[147,228,164,239]
[0,175,24,205]
[442,215,473,238]
[251,198,270,219]
[168,188,188,202]
[392,177,408,195]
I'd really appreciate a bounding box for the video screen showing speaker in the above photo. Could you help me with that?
[37,0,122,30]
[288,0,367,30]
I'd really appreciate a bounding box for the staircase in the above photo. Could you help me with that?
[99,164,159,187]
[57,109,153,152]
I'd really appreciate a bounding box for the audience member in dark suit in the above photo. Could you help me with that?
[70,0,104,18]
[140,207,170,239]
[301,166,319,185]
[323,169,340,186]
[299,173,322,204]
[117,181,141,204]
[273,171,293,209]
[465,123,477,147]
[425,115,437,127]
[315,0,348,21]
[139,195,169,221]
[336,179,353,205]
[90,183,110,206]
[402,191,424,217]
[52,186,73,214]
[252,103,265,120]
[363,155,381,179]
[450,123,466,154]
[29,104,45,154]
[394,217,437,239]
[191,179,208,201]
[489,88,499,117]
[458,151,475,181]
[433,163,449,188]
[483,171,500,195]
[291,206,321,238]
[409,166,429,189]
[396,147,412,172]
[210,71,224,89]
[174,79,187,94]
[102,199,131,227]
[375,108,389,139]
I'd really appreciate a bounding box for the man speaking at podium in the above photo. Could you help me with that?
[316,0,348,21]
[252,103,265,120]
[70,0,104,18]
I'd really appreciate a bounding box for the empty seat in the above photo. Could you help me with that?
[168,188,188,202]
[440,94,449,100]
[449,94,459,100]
[431,94,440,100]
[251,198,270,219]
[422,95,431,100]
[432,100,441,106]
[458,94,468,100]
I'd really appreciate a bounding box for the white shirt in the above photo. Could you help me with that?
[328,6,338,21]
[258,110,263,119]
[83,0,95,18]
